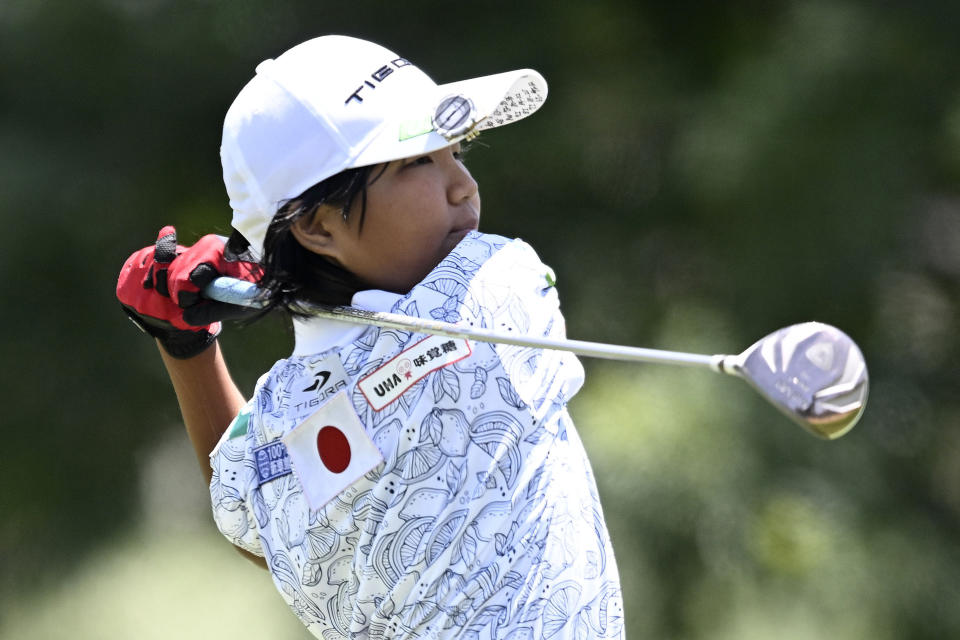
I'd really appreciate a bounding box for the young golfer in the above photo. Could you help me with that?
[117,35,624,639]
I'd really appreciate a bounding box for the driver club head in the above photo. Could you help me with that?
[725,322,869,439]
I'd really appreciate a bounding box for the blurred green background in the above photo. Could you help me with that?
[2,0,959,638]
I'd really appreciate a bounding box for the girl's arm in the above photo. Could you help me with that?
[118,227,267,568]
[157,340,245,483]
[158,340,268,569]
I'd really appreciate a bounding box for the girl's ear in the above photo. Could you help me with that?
[290,206,341,257]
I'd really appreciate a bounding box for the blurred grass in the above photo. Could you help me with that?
[0,531,308,640]
[0,431,309,640]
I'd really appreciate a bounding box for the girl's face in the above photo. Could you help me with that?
[295,143,481,294]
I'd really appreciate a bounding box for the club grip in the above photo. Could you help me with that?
[204,276,266,308]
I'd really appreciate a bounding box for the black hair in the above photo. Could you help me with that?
[239,163,388,316]
[231,141,474,317]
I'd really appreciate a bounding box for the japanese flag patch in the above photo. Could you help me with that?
[281,392,385,511]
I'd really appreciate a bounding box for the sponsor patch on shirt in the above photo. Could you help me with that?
[253,440,292,485]
[281,392,385,511]
[358,335,472,411]
[292,352,351,417]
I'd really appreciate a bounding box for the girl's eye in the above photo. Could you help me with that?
[408,156,432,167]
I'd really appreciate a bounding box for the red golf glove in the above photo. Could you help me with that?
[117,226,263,358]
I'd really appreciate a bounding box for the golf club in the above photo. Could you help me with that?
[205,277,868,439]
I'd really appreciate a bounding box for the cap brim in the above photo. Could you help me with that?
[351,69,547,168]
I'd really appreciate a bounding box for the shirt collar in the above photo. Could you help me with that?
[292,288,403,356]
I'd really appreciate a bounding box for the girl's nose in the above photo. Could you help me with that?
[448,157,479,204]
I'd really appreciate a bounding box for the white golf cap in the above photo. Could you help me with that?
[221,35,548,257]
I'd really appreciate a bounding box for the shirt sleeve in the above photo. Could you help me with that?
[209,403,264,556]
[467,238,585,414]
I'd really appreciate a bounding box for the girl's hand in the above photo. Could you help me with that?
[116,226,263,358]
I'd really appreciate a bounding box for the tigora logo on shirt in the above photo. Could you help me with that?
[358,335,471,411]
[294,353,350,415]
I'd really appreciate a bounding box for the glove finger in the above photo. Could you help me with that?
[182,300,260,326]
[223,231,258,263]
[120,304,200,336]
[178,263,219,308]
[187,262,220,290]
[121,304,172,339]
[155,226,178,264]
[117,246,176,312]
[155,267,170,297]
[189,234,261,281]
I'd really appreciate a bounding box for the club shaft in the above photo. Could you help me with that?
[206,277,726,370]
